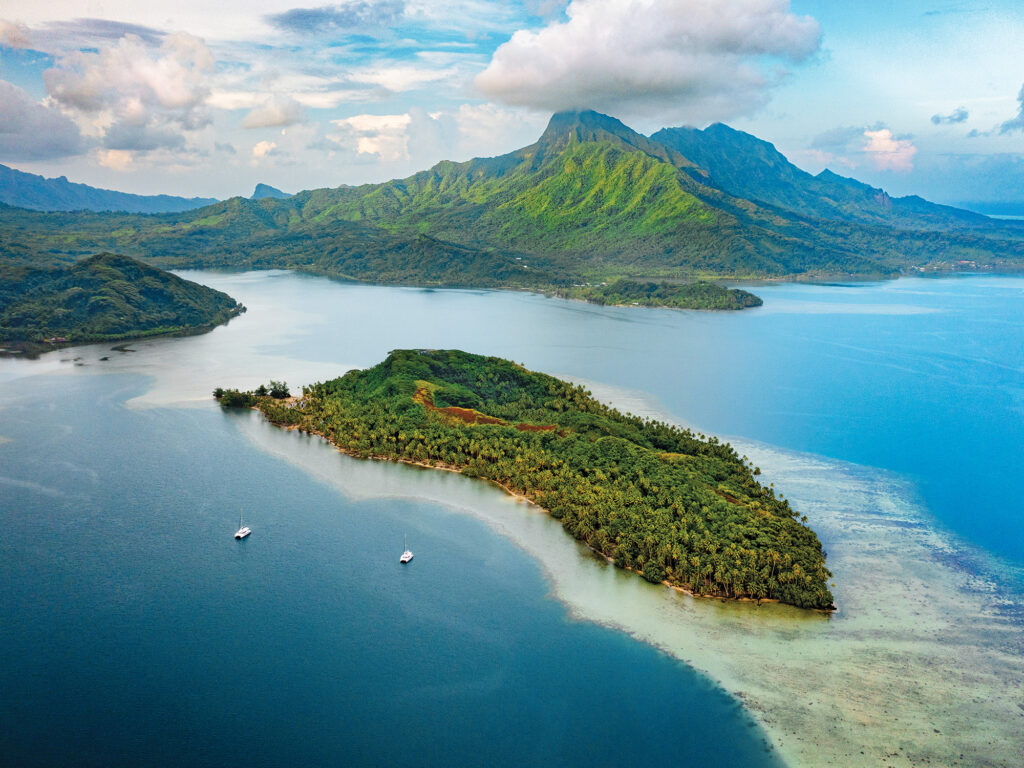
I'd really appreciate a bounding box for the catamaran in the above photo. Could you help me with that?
[234,512,251,540]
[400,534,413,563]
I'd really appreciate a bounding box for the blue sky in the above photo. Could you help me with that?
[0,0,1021,206]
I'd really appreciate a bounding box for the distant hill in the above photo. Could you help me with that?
[649,123,988,229]
[251,183,292,200]
[0,253,243,350]
[1,110,1022,289]
[0,163,218,213]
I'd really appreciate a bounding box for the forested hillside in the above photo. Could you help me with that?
[2,111,1022,293]
[0,253,242,350]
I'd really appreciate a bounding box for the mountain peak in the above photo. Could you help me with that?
[539,109,641,146]
[251,183,291,200]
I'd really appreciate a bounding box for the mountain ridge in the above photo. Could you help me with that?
[650,123,988,229]
[1,109,1021,287]
[0,163,219,214]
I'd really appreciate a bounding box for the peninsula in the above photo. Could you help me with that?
[218,349,835,610]
[0,253,243,354]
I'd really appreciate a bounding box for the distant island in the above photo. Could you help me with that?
[564,279,763,310]
[218,349,835,610]
[0,253,243,354]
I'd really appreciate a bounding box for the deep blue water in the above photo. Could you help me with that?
[3,271,1023,767]
[0,374,777,767]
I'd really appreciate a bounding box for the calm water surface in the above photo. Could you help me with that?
[2,270,1022,767]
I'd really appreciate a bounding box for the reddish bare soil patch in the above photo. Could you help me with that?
[413,386,556,432]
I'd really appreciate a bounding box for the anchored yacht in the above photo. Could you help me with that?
[234,512,251,540]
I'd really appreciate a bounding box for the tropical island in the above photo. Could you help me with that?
[0,253,243,355]
[563,279,763,309]
[217,349,835,610]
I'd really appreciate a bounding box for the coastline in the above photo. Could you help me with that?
[263,412,795,610]
[238,388,1024,768]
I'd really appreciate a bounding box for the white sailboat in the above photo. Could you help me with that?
[400,534,413,563]
[234,511,251,539]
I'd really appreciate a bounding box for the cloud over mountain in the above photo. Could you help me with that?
[474,0,820,124]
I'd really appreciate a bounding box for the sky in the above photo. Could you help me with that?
[0,0,1021,207]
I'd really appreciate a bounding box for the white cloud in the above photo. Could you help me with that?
[862,128,917,172]
[44,32,215,152]
[349,64,459,92]
[0,19,32,48]
[252,140,278,158]
[455,102,546,155]
[332,113,412,159]
[0,80,85,161]
[242,97,306,128]
[475,0,820,124]
[97,148,134,171]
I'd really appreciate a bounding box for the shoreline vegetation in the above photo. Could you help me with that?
[217,349,836,610]
[556,278,763,310]
[0,253,244,357]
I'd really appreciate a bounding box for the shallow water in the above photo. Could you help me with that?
[2,270,1023,766]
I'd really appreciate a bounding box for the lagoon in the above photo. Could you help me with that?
[1,270,1022,767]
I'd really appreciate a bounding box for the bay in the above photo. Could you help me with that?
[2,269,1023,767]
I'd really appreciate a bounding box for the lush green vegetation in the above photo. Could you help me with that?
[2,111,1022,300]
[566,279,763,309]
[651,123,990,229]
[0,253,242,350]
[220,349,835,610]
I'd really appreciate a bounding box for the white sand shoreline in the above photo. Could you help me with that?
[237,379,1024,768]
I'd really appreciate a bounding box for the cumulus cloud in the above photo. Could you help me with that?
[999,84,1024,134]
[98,148,134,171]
[44,33,215,151]
[242,97,306,128]
[862,128,916,172]
[266,1,405,33]
[0,80,85,161]
[805,122,917,173]
[331,112,412,160]
[931,107,968,125]
[252,140,278,158]
[474,0,821,124]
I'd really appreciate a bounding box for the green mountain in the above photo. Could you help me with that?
[251,183,292,200]
[0,163,218,213]
[2,110,1022,288]
[0,253,242,350]
[650,123,988,229]
[231,348,835,609]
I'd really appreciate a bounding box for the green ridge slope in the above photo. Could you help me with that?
[2,110,1022,287]
[0,253,243,348]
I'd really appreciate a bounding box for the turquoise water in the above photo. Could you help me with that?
[2,270,1023,766]
[186,270,1023,566]
[0,373,778,767]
